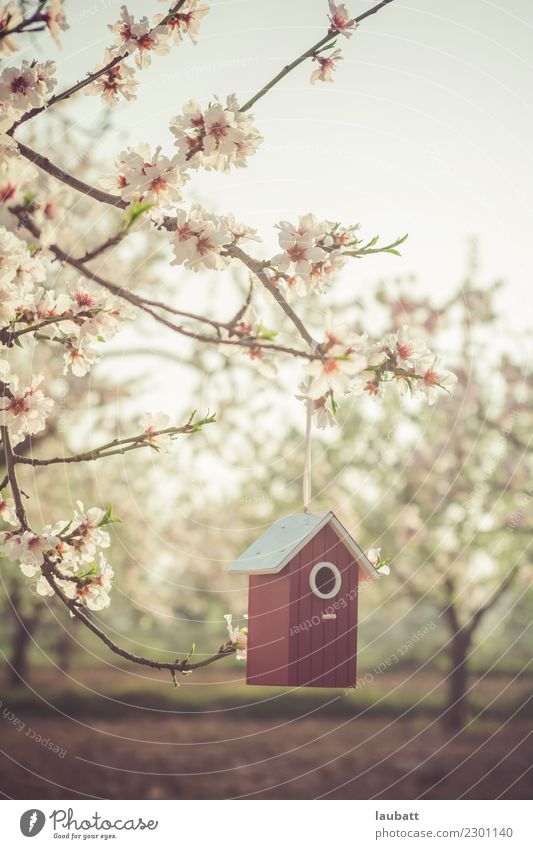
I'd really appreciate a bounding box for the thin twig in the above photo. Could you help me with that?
[239,0,397,113]
[14,420,213,466]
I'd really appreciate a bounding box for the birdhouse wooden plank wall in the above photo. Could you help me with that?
[229,511,380,689]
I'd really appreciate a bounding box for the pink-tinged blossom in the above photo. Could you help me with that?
[296,380,336,429]
[0,59,56,114]
[170,94,262,171]
[352,372,384,399]
[272,214,328,278]
[224,614,248,660]
[101,143,187,208]
[382,324,431,369]
[0,496,17,526]
[367,547,390,575]
[0,226,46,290]
[420,356,458,406]
[43,0,69,47]
[170,204,232,271]
[0,3,21,55]
[305,352,367,399]
[70,501,110,561]
[139,411,174,452]
[0,132,18,161]
[35,573,77,599]
[63,340,101,377]
[85,50,138,105]
[16,527,61,571]
[108,6,169,69]
[310,49,343,84]
[328,2,358,38]
[157,0,209,44]
[77,553,114,611]
[1,374,54,446]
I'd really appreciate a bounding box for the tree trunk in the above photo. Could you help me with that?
[7,584,41,686]
[445,629,472,730]
[55,628,75,674]
[8,612,39,685]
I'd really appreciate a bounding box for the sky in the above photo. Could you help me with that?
[17,0,533,332]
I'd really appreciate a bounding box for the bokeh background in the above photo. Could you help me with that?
[0,0,532,799]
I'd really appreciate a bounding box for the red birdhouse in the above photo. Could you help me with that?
[228,511,380,688]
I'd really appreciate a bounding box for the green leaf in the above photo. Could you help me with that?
[120,201,154,233]
[255,323,277,341]
[57,520,73,537]
[98,505,122,527]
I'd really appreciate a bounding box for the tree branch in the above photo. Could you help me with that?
[239,0,397,113]
[228,245,319,352]
[14,417,214,466]
[0,426,29,529]
[1,411,237,678]
[8,1,189,132]
[11,206,318,361]
[40,558,236,675]
[12,140,126,209]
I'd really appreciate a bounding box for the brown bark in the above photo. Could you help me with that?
[444,629,472,731]
[7,588,42,685]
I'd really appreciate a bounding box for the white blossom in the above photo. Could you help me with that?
[304,324,368,399]
[156,0,209,44]
[296,380,336,429]
[310,49,343,84]
[77,553,114,611]
[382,324,431,369]
[85,50,138,105]
[139,411,174,452]
[328,2,358,38]
[16,527,61,572]
[102,143,187,208]
[170,93,262,171]
[70,501,110,561]
[0,60,56,130]
[419,356,458,406]
[224,613,248,660]
[170,204,232,271]
[0,374,54,446]
[0,4,21,56]
[0,495,17,525]
[43,0,69,47]
[109,6,169,69]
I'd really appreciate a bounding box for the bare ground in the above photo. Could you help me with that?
[1,714,531,800]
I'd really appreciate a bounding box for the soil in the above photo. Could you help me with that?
[1,714,531,800]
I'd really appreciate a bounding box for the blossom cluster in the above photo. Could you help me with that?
[170,94,262,172]
[0,501,115,611]
[100,143,187,210]
[297,323,457,429]
[268,213,361,298]
[0,59,56,131]
[85,2,209,106]
[0,228,134,441]
[0,146,74,248]
[170,203,259,271]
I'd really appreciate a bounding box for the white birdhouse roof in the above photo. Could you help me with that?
[228,511,380,579]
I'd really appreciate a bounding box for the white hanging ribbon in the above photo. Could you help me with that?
[303,401,313,513]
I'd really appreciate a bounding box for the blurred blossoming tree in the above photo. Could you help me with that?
[0,0,460,683]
